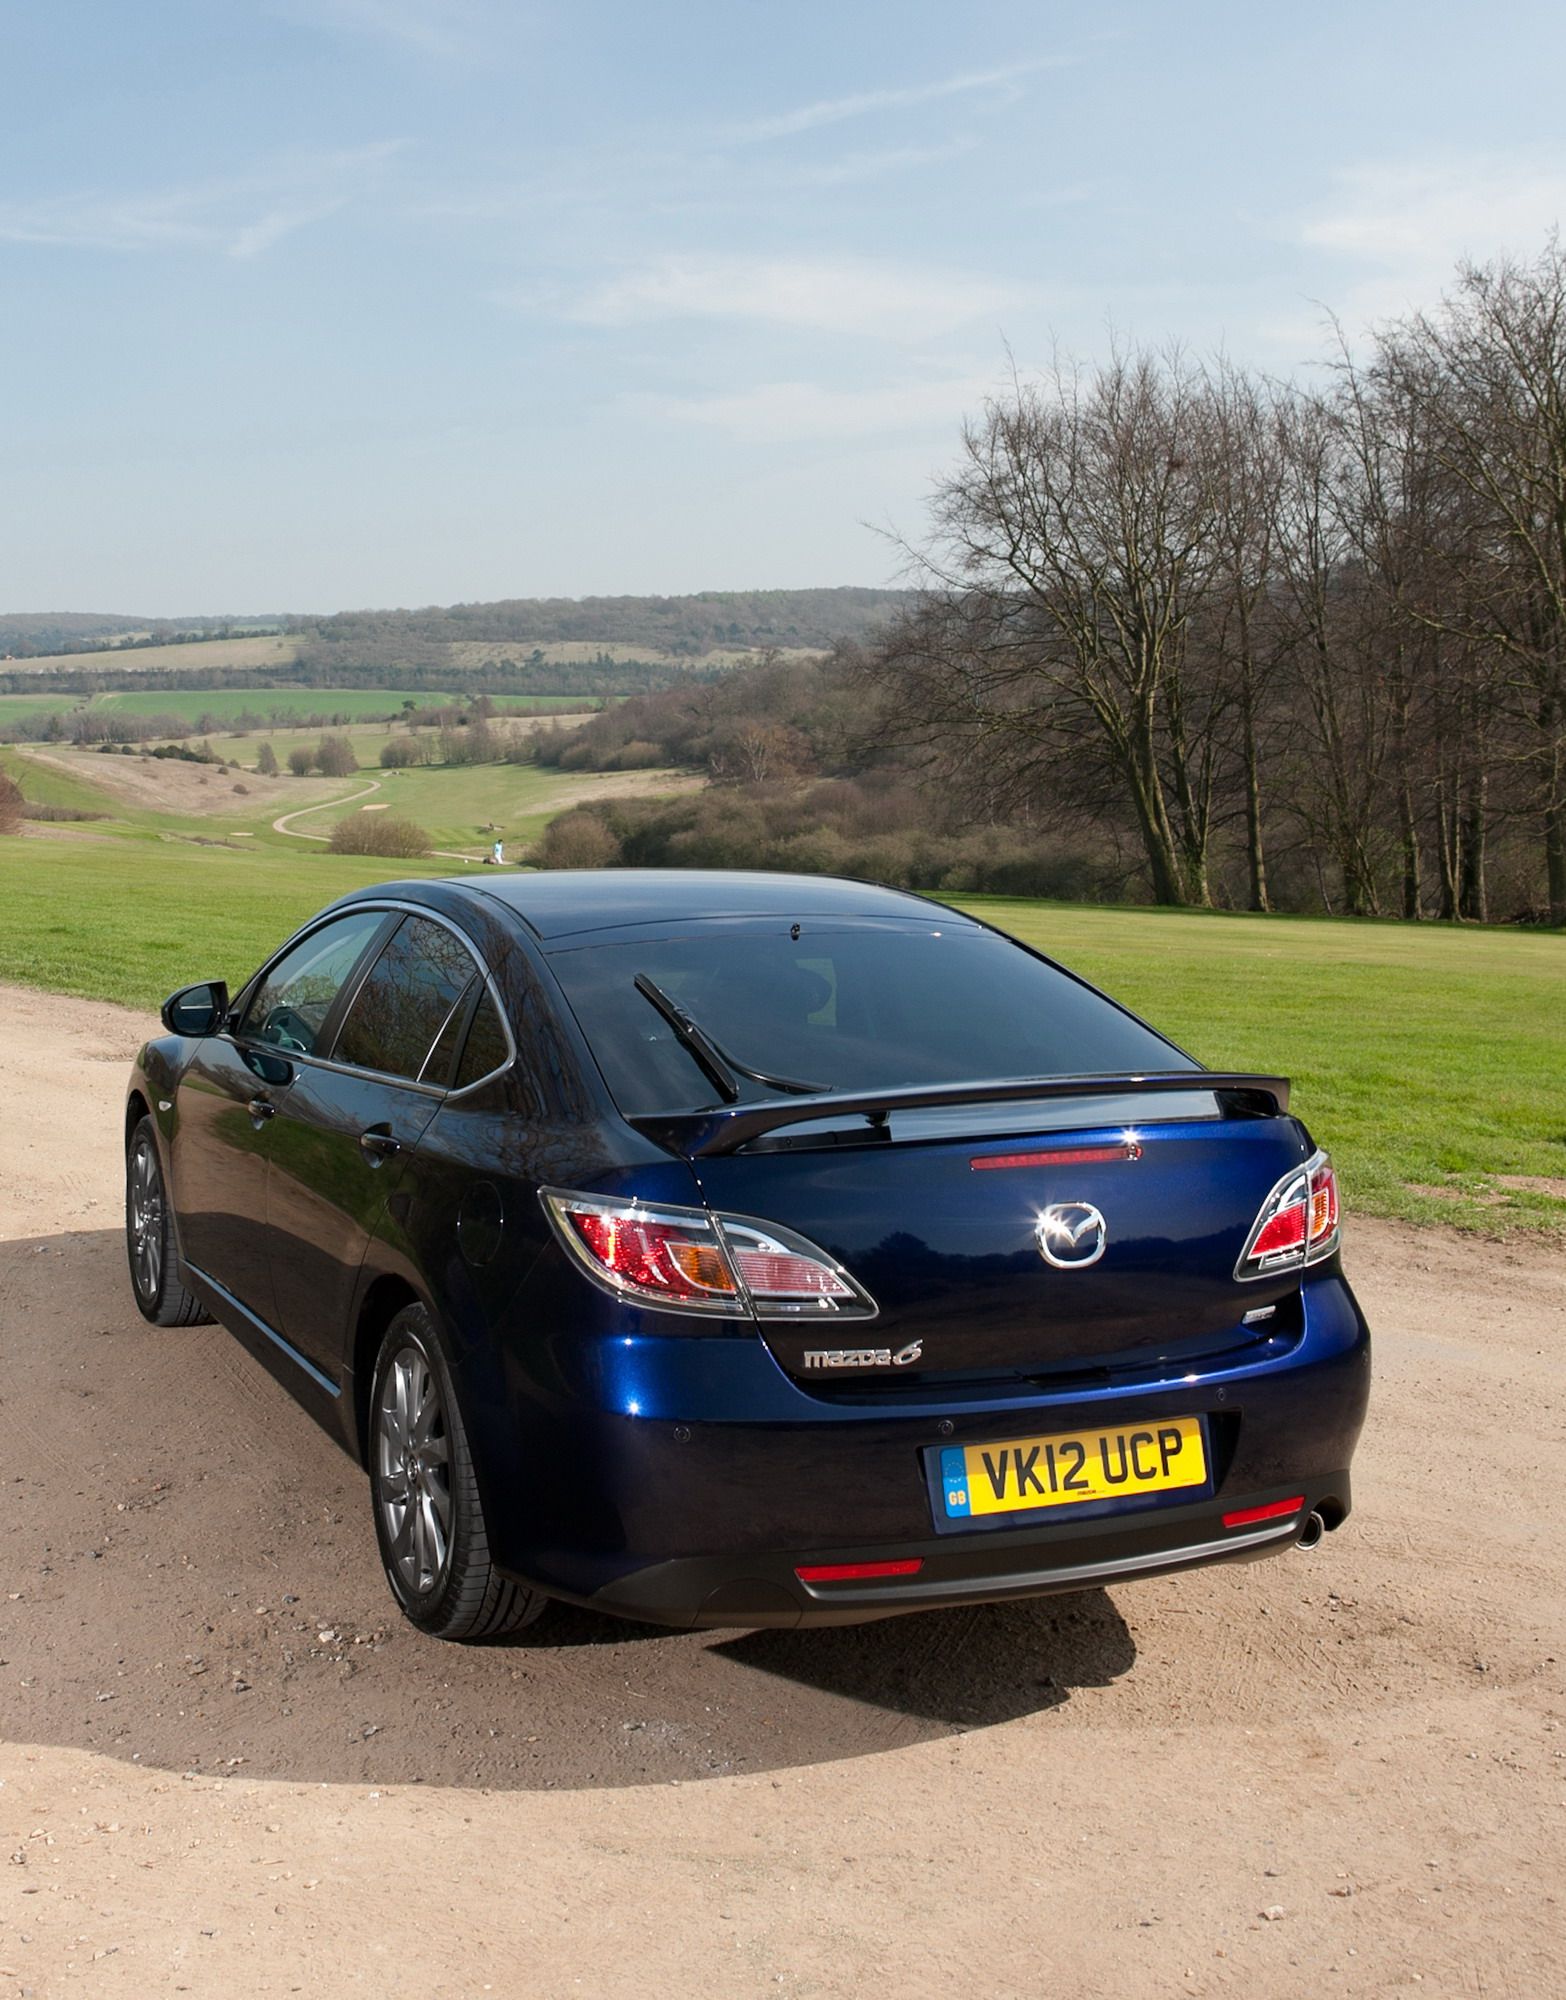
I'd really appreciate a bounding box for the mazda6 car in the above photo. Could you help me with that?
[124,870,1369,1640]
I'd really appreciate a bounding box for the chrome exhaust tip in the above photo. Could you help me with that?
[1295,1510,1326,1551]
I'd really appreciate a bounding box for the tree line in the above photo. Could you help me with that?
[296,587,913,659]
[537,245,1566,925]
[860,241,1566,925]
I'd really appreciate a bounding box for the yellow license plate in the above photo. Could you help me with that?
[939,1416,1207,1520]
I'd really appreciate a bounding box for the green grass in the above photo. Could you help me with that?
[1,812,1558,1236]
[957,897,1566,1236]
[0,740,631,858]
[0,692,78,724]
[0,745,130,814]
[286,761,684,852]
[0,838,453,1008]
[97,688,589,724]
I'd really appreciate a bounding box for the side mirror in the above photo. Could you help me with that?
[161,981,231,1038]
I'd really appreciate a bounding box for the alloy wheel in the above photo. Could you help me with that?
[375,1343,454,1597]
[128,1134,164,1304]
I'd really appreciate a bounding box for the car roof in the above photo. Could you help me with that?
[448,868,967,941]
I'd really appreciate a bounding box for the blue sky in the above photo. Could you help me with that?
[5,0,1566,614]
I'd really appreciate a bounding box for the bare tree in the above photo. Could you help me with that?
[884,348,1230,904]
[1374,242,1566,923]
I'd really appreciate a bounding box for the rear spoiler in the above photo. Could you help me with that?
[628,1070,1292,1159]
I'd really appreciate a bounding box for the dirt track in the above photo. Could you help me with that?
[1,982,1562,1997]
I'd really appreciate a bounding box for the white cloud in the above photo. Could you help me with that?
[556,254,1023,339]
[1298,155,1566,322]
[729,58,1056,143]
[0,144,401,258]
[637,374,1000,444]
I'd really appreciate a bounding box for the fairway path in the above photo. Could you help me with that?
[271,777,479,862]
[270,777,383,838]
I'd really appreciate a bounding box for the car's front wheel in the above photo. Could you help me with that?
[369,1303,543,1641]
[125,1116,211,1327]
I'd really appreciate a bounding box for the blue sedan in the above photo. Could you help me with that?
[124,871,1370,1639]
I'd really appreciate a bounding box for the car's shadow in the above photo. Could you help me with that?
[1,1229,1137,1791]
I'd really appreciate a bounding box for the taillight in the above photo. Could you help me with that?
[1235,1150,1340,1280]
[540,1189,878,1321]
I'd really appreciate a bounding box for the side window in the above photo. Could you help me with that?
[454,990,510,1089]
[333,916,480,1083]
[420,974,479,1088]
[241,910,388,1056]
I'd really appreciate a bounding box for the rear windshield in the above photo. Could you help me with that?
[546,923,1192,1116]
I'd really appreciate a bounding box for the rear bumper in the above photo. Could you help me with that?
[472,1267,1370,1626]
[579,1478,1349,1628]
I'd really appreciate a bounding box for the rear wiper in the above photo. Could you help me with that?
[633,974,826,1102]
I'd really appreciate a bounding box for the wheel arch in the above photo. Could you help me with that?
[350,1273,423,1465]
[125,1088,152,1149]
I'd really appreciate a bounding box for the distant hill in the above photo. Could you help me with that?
[0,612,279,659]
[0,588,919,700]
[296,588,913,658]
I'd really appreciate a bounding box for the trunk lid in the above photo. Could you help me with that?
[690,1099,1312,1389]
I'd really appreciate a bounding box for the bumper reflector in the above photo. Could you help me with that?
[1223,1495,1305,1529]
[794,1558,925,1584]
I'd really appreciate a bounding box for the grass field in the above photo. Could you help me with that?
[0,691,77,723]
[0,739,665,859]
[958,898,1565,1235]
[0,838,452,1004]
[4,634,299,677]
[0,788,1552,1224]
[96,687,593,724]
[1,688,602,735]
[280,760,689,852]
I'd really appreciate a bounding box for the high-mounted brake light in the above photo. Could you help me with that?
[971,1141,1142,1170]
[1235,1150,1340,1280]
[540,1189,877,1321]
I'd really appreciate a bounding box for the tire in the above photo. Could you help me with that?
[368,1303,543,1641]
[125,1116,211,1328]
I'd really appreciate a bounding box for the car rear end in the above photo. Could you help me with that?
[487,898,1370,1627]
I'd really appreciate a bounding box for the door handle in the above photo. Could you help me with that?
[247,1095,275,1124]
[359,1128,402,1165]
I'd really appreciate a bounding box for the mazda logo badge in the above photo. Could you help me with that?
[1036,1202,1108,1268]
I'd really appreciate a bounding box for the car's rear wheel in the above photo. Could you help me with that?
[125,1116,211,1327]
[369,1303,543,1641]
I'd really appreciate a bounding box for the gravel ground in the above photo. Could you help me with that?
[1,982,1561,1998]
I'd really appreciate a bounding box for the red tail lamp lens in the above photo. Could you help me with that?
[1235,1150,1341,1279]
[1249,1200,1307,1260]
[568,1212,738,1302]
[795,1559,924,1583]
[542,1189,880,1320]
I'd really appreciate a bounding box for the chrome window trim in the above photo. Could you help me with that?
[418,974,481,1087]
[229,898,517,1099]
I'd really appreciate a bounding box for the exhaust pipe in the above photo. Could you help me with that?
[1295,1510,1325,1551]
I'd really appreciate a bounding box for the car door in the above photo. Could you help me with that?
[168,907,391,1324]
[263,912,483,1378]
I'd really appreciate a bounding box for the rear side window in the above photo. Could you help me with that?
[334,916,480,1083]
[454,991,509,1089]
[548,924,1191,1116]
[421,974,480,1087]
[242,910,388,1056]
